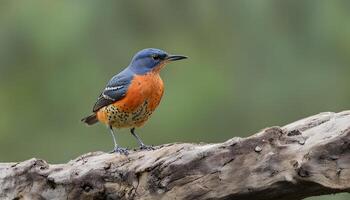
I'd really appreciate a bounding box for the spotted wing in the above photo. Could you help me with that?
[92,69,133,112]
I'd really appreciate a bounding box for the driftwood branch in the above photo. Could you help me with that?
[1,111,350,200]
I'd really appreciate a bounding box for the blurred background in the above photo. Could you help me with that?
[0,1,349,199]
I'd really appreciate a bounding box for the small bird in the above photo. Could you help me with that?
[82,48,187,154]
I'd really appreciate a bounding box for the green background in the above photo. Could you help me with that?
[0,1,349,199]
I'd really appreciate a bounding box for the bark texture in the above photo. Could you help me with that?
[1,111,350,200]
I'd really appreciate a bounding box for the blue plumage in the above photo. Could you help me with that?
[93,68,133,112]
[129,48,169,75]
[82,48,187,154]
[92,48,170,112]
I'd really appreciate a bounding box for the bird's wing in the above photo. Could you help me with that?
[92,68,133,112]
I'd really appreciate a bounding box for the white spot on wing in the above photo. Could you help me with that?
[105,86,123,91]
[102,93,115,101]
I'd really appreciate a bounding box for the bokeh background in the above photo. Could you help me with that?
[0,1,349,199]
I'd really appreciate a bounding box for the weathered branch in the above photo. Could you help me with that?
[1,111,350,200]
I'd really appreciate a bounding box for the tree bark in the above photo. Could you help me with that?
[1,111,350,200]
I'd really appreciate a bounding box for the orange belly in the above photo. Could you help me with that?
[97,72,164,128]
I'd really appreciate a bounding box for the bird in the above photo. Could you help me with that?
[81,48,187,154]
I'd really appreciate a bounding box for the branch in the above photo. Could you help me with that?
[1,111,350,200]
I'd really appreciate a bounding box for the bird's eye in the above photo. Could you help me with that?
[152,54,160,60]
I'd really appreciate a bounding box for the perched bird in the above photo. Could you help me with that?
[82,48,187,154]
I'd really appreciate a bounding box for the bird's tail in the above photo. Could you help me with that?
[81,113,98,125]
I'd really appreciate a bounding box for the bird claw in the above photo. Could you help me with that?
[110,147,129,155]
[139,145,155,151]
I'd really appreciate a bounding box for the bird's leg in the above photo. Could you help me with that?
[130,128,154,150]
[109,126,128,155]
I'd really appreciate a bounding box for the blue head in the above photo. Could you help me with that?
[128,48,187,75]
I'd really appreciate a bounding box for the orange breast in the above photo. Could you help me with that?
[97,72,164,128]
[116,72,164,112]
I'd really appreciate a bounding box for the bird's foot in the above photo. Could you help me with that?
[139,145,155,151]
[110,146,129,155]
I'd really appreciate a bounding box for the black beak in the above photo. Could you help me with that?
[166,55,188,61]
